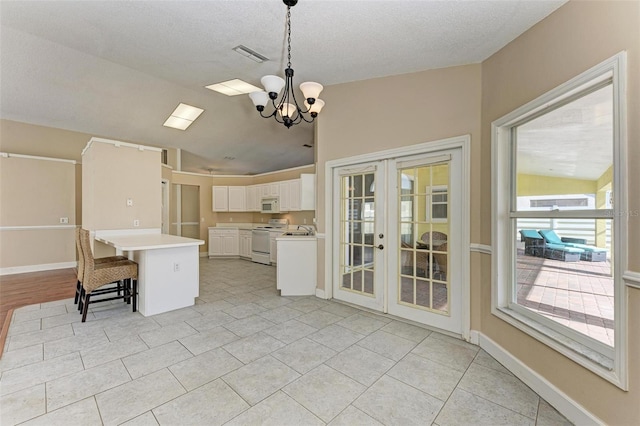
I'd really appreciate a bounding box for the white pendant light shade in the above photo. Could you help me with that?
[278,103,297,118]
[299,82,323,100]
[305,99,325,114]
[261,75,285,95]
[249,91,269,107]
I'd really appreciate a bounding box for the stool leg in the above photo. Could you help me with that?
[126,279,131,305]
[81,293,91,322]
[78,287,85,312]
[74,280,81,304]
[132,279,137,313]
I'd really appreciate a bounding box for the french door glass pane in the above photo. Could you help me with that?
[340,172,375,296]
[397,164,450,314]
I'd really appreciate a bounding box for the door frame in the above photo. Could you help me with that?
[324,135,471,340]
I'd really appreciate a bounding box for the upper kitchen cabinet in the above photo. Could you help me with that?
[212,186,245,212]
[212,186,228,211]
[291,174,315,211]
[228,186,246,211]
[279,181,291,212]
[246,185,258,212]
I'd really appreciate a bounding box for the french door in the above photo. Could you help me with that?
[331,147,465,335]
[387,149,462,334]
[332,161,386,311]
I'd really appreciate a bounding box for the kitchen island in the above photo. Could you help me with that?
[276,235,317,296]
[95,231,204,316]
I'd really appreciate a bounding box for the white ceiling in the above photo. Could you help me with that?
[0,0,567,175]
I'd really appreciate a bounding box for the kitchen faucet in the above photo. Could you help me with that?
[297,225,315,235]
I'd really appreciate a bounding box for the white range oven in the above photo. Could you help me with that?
[251,219,288,265]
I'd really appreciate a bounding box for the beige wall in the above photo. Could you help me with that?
[315,64,483,305]
[0,156,77,269]
[82,140,161,231]
[480,1,640,424]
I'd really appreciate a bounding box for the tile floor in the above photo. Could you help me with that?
[1,258,572,425]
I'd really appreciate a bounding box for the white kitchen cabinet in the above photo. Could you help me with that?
[278,181,290,212]
[239,230,252,258]
[299,174,315,210]
[246,185,257,212]
[276,236,317,295]
[259,184,270,198]
[208,228,239,257]
[288,174,315,211]
[212,186,229,211]
[269,230,280,264]
[268,183,279,197]
[228,186,246,211]
[289,179,301,211]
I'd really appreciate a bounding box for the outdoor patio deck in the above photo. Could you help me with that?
[516,249,614,346]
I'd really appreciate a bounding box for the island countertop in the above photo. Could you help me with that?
[95,233,204,251]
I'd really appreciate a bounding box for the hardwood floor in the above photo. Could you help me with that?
[0,268,77,356]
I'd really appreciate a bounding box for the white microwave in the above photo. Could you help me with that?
[261,197,279,213]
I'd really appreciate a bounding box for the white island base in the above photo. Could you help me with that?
[95,232,204,316]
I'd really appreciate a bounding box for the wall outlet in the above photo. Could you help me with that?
[313,217,317,224]
[303,218,307,224]
[173,263,180,272]
[126,198,133,207]
[230,217,233,222]
[59,217,69,224]
[133,219,140,227]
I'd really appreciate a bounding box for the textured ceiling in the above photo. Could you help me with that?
[0,0,566,174]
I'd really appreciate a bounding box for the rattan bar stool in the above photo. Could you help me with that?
[74,228,129,307]
[78,228,139,322]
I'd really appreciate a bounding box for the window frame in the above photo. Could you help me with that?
[491,52,628,388]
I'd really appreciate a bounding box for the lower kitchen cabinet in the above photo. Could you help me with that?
[239,230,252,258]
[208,228,239,257]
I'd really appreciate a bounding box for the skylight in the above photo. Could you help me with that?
[205,79,262,96]
[163,103,204,130]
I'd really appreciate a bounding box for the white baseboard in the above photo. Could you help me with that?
[315,288,327,299]
[469,329,480,345]
[478,332,603,426]
[0,261,77,276]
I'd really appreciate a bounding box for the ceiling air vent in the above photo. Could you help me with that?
[232,45,269,63]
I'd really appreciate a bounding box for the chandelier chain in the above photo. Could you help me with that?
[286,6,292,68]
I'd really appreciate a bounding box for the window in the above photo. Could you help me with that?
[426,186,448,222]
[492,53,627,387]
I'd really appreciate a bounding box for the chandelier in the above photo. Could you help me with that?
[248,0,325,128]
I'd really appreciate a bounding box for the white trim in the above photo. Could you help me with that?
[315,233,326,239]
[0,152,76,164]
[315,288,327,299]
[0,261,77,276]
[171,164,316,178]
[469,243,492,254]
[479,333,604,426]
[469,330,480,345]
[623,270,640,290]
[162,164,174,170]
[324,134,471,339]
[0,225,76,231]
[82,137,163,156]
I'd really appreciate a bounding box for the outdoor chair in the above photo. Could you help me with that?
[538,229,607,262]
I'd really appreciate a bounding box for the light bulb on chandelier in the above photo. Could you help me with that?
[248,0,325,128]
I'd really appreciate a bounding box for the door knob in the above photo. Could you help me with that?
[377,244,384,250]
